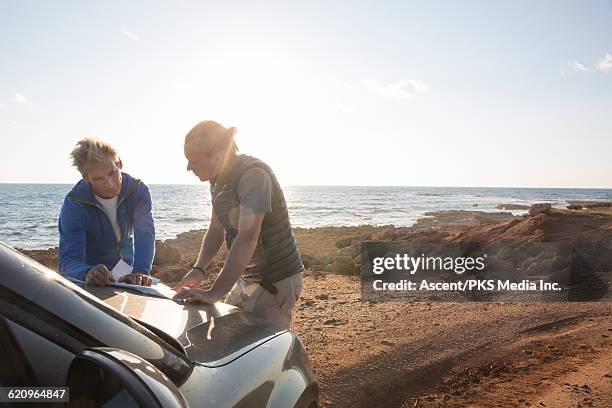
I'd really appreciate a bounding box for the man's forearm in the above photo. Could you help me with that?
[209,234,259,299]
[132,186,156,274]
[60,259,92,281]
[194,228,224,270]
[133,230,155,274]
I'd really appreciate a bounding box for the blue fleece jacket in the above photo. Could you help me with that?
[58,172,155,280]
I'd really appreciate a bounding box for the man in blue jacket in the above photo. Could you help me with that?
[58,138,155,286]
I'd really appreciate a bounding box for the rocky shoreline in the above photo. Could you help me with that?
[21,203,612,291]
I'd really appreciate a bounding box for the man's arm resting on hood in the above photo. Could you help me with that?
[173,211,265,304]
[132,182,155,274]
[208,169,271,299]
[208,210,264,300]
[58,199,93,281]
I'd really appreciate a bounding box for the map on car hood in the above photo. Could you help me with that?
[109,279,176,299]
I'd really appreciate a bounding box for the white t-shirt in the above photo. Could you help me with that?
[95,194,121,242]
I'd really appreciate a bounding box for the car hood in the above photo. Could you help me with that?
[84,285,286,367]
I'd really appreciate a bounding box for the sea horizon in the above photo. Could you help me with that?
[2,184,611,251]
[2,182,612,190]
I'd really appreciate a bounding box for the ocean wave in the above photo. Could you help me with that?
[174,217,203,223]
[416,193,445,197]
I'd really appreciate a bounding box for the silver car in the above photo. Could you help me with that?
[0,242,319,407]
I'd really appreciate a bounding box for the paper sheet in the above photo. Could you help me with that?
[109,280,176,299]
[109,259,175,298]
[111,258,133,280]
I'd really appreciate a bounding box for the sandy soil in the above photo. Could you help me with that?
[19,206,612,407]
[294,273,611,408]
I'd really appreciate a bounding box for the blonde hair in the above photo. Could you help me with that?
[184,120,238,155]
[70,138,119,175]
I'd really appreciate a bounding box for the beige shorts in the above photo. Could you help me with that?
[224,273,303,330]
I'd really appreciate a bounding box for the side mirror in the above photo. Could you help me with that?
[67,348,190,408]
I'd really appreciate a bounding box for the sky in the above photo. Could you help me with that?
[1,0,611,188]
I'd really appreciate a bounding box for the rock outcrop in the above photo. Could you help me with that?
[528,203,551,216]
[153,240,181,265]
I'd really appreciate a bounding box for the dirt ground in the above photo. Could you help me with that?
[294,273,611,407]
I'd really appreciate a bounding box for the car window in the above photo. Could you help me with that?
[5,318,74,387]
[0,317,37,387]
[0,244,192,386]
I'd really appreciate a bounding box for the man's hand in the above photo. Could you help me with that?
[119,272,152,287]
[173,268,205,291]
[173,288,219,305]
[85,264,115,286]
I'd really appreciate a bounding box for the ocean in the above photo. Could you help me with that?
[1,184,611,250]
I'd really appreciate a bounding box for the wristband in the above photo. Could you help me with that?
[192,266,205,274]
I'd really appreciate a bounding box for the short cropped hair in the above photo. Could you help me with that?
[184,120,238,155]
[70,138,119,175]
